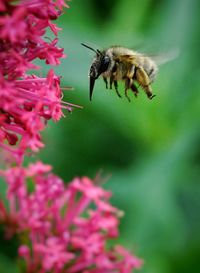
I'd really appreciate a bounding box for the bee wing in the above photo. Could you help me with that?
[119,48,179,66]
[141,48,180,65]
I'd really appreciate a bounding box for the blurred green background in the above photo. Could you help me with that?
[1,0,200,272]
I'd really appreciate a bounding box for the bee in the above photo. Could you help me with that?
[82,43,176,101]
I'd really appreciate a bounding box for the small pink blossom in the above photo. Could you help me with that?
[0,1,6,12]
[36,38,65,65]
[34,237,75,271]
[19,245,30,258]
[0,162,143,273]
[0,7,27,43]
[21,0,69,20]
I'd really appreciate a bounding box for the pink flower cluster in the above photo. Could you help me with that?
[0,162,142,273]
[0,0,78,162]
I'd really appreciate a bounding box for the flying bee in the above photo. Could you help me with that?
[82,43,177,101]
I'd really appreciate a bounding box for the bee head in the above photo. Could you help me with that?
[81,43,110,100]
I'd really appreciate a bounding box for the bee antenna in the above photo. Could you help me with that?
[81,43,101,55]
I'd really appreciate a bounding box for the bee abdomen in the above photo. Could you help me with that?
[143,59,158,82]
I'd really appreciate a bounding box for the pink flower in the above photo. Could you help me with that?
[0,1,68,78]
[36,38,65,65]
[0,162,143,273]
[0,0,80,162]
[0,1,6,12]
[21,0,69,20]
[33,237,75,271]
[0,70,79,163]
[0,6,27,43]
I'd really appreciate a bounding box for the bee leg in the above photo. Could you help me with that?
[130,82,139,97]
[103,77,108,89]
[114,80,121,98]
[135,67,155,99]
[125,89,131,102]
[109,62,118,90]
[124,78,131,102]
[109,76,114,89]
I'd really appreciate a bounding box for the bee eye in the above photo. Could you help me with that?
[99,56,110,74]
[103,56,110,66]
